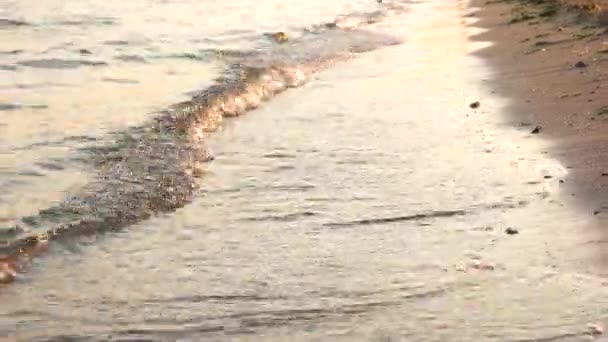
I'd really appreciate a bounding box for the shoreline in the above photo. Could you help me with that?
[468,0,608,214]
[0,5,406,286]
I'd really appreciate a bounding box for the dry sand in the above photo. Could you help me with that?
[469,0,608,214]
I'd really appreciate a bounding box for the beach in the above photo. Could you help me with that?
[1,0,608,340]
[470,0,608,213]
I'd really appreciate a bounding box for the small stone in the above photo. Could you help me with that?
[593,210,601,215]
[78,49,92,55]
[505,227,519,235]
[531,125,542,134]
[469,101,480,109]
[601,172,608,176]
[559,179,565,184]
[575,61,588,68]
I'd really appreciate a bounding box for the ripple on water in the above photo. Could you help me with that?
[16,58,107,69]
[113,54,148,63]
[0,65,18,71]
[0,103,48,111]
[53,16,118,27]
[100,77,139,84]
[0,18,30,27]
[240,211,318,222]
[0,49,24,55]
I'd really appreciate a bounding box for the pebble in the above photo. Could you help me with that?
[505,227,519,235]
[575,61,588,68]
[469,101,480,109]
[531,125,542,134]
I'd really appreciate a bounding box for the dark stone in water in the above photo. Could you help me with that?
[469,101,480,109]
[505,227,519,235]
[17,58,107,69]
[531,125,542,134]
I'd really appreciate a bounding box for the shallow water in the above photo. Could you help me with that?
[2,0,608,341]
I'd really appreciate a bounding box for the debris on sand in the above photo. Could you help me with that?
[575,60,588,68]
[0,260,17,284]
[586,323,603,335]
[267,32,289,44]
[531,125,542,134]
[505,227,519,235]
[469,259,495,271]
[469,101,480,109]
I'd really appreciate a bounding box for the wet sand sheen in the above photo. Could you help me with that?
[1,0,608,341]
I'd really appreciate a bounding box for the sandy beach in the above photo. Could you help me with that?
[469,0,608,213]
[3,1,608,339]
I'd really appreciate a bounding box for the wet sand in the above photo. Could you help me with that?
[468,0,608,213]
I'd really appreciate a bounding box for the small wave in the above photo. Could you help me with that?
[512,332,591,342]
[17,58,107,69]
[0,49,24,55]
[0,65,17,71]
[324,199,530,228]
[241,211,317,222]
[0,103,47,111]
[35,161,65,171]
[263,152,296,159]
[106,288,447,340]
[325,210,467,227]
[17,170,46,177]
[0,103,20,111]
[113,54,147,63]
[0,18,30,28]
[54,16,117,27]
[13,135,97,151]
[164,52,207,61]
[146,294,287,304]
[103,40,130,46]
[101,77,139,84]
[157,49,256,62]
